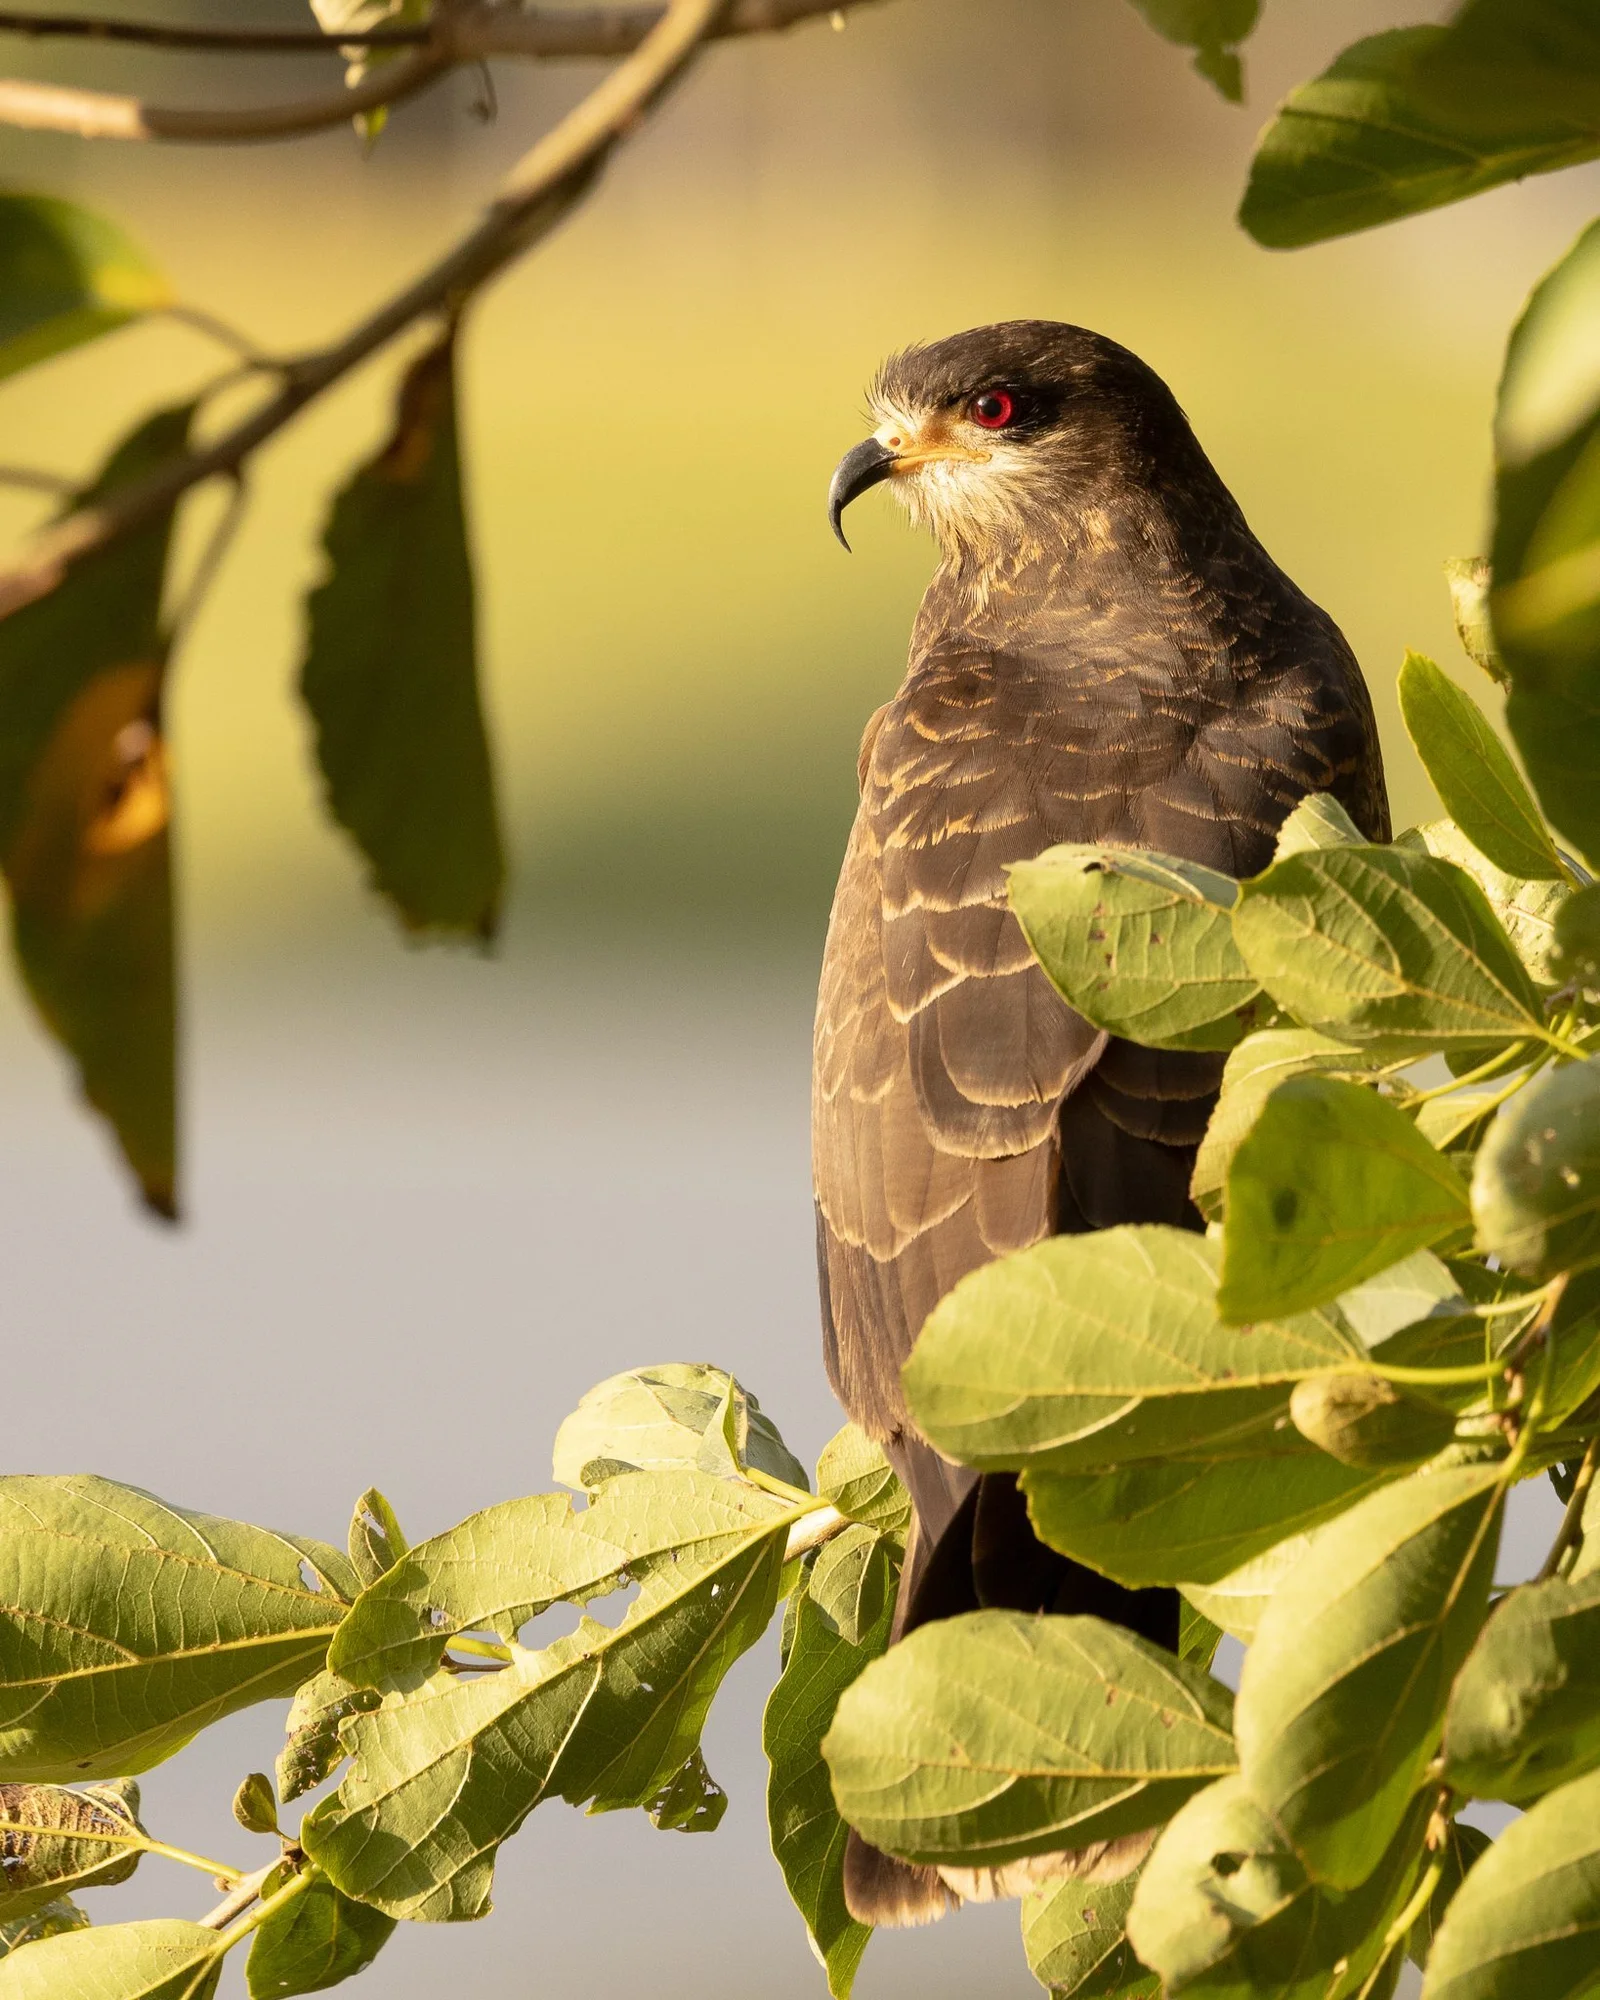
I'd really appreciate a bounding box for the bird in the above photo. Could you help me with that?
[813,320,1390,1927]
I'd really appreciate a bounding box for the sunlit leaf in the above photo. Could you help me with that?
[1398,652,1565,880]
[1419,1766,1600,1998]
[1127,1775,1429,1998]
[1272,790,1365,857]
[1122,0,1259,101]
[1399,821,1570,988]
[245,1866,394,2000]
[346,1488,407,1591]
[1240,9,1600,249]
[0,1476,352,1783]
[0,405,193,1214]
[644,1746,727,1833]
[1179,1536,1312,1645]
[815,1426,910,1543]
[552,1363,808,1495]
[1471,1059,1600,1277]
[1447,557,1506,683]
[0,195,169,382]
[1008,844,1268,1053]
[0,1917,223,2000]
[1231,843,1545,1055]
[1218,1075,1470,1320]
[1287,1372,1456,1469]
[809,1525,890,1647]
[0,1782,144,1925]
[1021,1867,1157,1997]
[823,1611,1235,1870]
[1236,1464,1503,1887]
[275,1670,378,1805]
[764,1539,896,2000]
[1443,1571,1600,1805]
[302,333,502,935]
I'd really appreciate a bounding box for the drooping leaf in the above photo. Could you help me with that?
[1007,844,1268,1053]
[1447,558,1506,684]
[0,1476,353,1783]
[1287,1373,1457,1469]
[1471,1059,1600,1277]
[1021,1866,1158,1997]
[1236,1464,1504,1887]
[1408,1822,1493,1971]
[552,1363,808,1495]
[0,1918,223,2000]
[1189,1028,1381,1224]
[1120,0,1259,101]
[0,1782,144,1925]
[301,333,502,935]
[1398,821,1570,988]
[1419,1766,1600,1999]
[1442,1571,1600,1804]
[0,405,193,1214]
[1240,10,1600,250]
[764,1537,896,2000]
[346,1488,408,1591]
[245,1866,395,2000]
[1179,1536,1312,1644]
[815,1426,910,1543]
[1495,219,1600,864]
[0,1896,87,1959]
[823,1611,1235,1870]
[304,1473,791,1920]
[0,195,169,382]
[1398,652,1565,881]
[1126,1775,1429,1999]
[327,1492,630,1689]
[1218,1075,1470,1321]
[275,1670,379,1805]
[1231,843,1546,1056]
[809,1525,890,1647]
[904,1225,1367,1476]
[644,1746,727,1833]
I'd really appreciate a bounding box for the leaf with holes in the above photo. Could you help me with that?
[275,1671,378,1805]
[301,334,502,935]
[0,195,169,382]
[552,1363,808,1495]
[823,1612,1235,1870]
[0,1476,353,1783]
[346,1488,407,1591]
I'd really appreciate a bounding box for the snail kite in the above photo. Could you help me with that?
[814,321,1389,1924]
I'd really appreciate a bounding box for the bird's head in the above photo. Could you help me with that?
[827,320,1193,558]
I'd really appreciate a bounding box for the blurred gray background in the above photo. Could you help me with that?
[2,0,1592,1991]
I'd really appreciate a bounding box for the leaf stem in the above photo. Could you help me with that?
[215,1858,317,1952]
[0,1813,245,1885]
[1357,1357,1509,1387]
[446,1632,515,1666]
[200,1858,279,1930]
[1405,1042,1530,1103]
[1379,1853,1443,1959]
[741,1464,818,1509]
[1536,1435,1598,1580]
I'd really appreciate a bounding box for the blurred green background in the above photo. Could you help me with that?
[2,2,1596,1993]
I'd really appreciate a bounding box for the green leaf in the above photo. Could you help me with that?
[1231,843,1546,1056]
[1336,1249,1467,1349]
[809,1525,890,1647]
[1178,1602,1223,1673]
[1399,820,1571,987]
[304,1473,790,1920]
[1398,651,1565,881]
[1236,1464,1504,1887]
[0,405,193,1215]
[823,1611,1235,1869]
[1447,557,1506,684]
[0,1897,86,1959]
[1240,12,1600,251]
[1471,1059,1600,1277]
[644,1746,727,1833]
[1122,0,1259,102]
[1287,1373,1458,1469]
[246,1868,394,2000]
[1021,1867,1158,1996]
[0,1476,353,1783]
[0,195,169,382]
[1495,220,1600,863]
[1190,1029,1380,1224]
[1218,1075,1470,1321]
[815,1426,910,1543]
[764,1538,896,2000]
[327,1492,630,1689]
[1420,1766,1600,1998]
[0,1782,144,1924]
[1008,844,1269,1053]
[232,1773,279,1837]
[1408,1822,1493,1972]
[1126,1775,1429,1999]
[301,333,502,935]
[346,1488,407,1591]
[552,1362,808,1495]
[1552,882,1600,989]
[1442,1571,1600,1805]
[904,1225,1367,1476]
[1272,791,1365,858]
[0,1919,223,2000]
[1179,1536,1313,1644]
[275,1670,378,1805]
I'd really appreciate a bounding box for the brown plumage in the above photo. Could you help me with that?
[813,322,1389,1926]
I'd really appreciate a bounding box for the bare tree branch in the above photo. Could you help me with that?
[0,11,432,52]
[0,0,741,616]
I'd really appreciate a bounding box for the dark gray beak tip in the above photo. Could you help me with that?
[828,436,897,552]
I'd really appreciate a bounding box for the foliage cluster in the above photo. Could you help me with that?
[3,3,1600,1999]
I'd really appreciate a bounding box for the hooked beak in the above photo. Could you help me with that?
[828,436,898,551]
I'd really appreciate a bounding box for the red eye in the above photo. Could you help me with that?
[971,390,1015,429]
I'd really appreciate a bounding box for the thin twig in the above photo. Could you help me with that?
[0,11,432,51]
[162,303,278,367]
[0,0,735,617]
[166,472,247,651]
[199,1858,278,1930]
[785,1504,848,1562]
[1536,1435,1598,1580]
[0,463,71,495]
